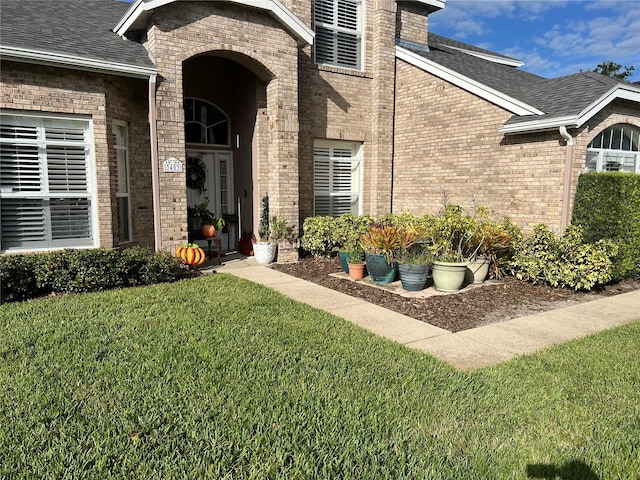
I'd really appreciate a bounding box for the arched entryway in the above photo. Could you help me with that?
[182,53,270,252]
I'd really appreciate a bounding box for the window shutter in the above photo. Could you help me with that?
[314,142,360,217]
[0,125,41,192]
[46,145,88,192]
[0,198,46,247]
[314,0,361,70]
[50,198,92,240]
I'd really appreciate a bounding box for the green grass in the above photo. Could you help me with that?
[1,274,638,479]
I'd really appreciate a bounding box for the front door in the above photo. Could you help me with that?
[186,151,236,251]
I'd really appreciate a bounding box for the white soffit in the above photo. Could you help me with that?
[409,0,446,11]
[114,0,314,46]
[499,84,640,134]
[0,46,156,78]
[396,46,543,116]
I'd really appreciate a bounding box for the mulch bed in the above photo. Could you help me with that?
[272,256,640,332]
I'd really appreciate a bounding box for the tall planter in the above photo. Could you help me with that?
[253,242,277,265]
[364,252,397,284]
[338,251,350,274]
[398,263,431,291]
[432,260,468,292]
[465,255,490,284]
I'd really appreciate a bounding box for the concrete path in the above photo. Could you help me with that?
[212,257,640,370]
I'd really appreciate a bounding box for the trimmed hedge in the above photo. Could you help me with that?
[572,172,640,280]
[0,246,186,303]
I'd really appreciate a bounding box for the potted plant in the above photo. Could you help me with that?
[334,214,375,273]
[253,194,277,265]
[360,225,401,284]
[346,249,366,280]
[397,243,432,292]
[187,197,215,239]
[428,205,475,292]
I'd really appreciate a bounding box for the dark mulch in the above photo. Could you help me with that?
[272,256,640,332]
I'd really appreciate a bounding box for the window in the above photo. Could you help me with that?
[586,124,640,173]
[314,0,363,70]
[113,122,131,243]
[0,112,95,252]
[314,140,361,216]
[184,98,230,146]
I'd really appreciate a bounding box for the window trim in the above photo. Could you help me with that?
[585,124,640,174]
[184,97,231,147]
[113,120,132,244]
[0,110,98,253]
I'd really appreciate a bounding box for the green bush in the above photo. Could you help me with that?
[572,172,640,280]
[509,225,617,290]
[301,215,337,257]
[0,247,184,303]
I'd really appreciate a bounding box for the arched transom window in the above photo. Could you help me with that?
[586,124,640,173]
[184,98,230,146]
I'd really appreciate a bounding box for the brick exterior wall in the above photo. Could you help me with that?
[0,61,151,249]
[394,59,570,232]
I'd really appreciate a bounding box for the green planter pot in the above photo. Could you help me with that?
[398,263,431,291]
[365,252,397,284]
[338,251,350,274]
[465,255,490,284]
[432,260,468,292]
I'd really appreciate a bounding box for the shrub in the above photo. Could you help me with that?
[301,216,336,257]
[0,247,184,303]
[509,225,617,290]
[572,172,640,280]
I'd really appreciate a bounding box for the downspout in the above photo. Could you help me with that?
[559,125,574,231]
[148,73,162,251]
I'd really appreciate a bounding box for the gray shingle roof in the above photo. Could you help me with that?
[407,33,633,125]
[0,0,154,71]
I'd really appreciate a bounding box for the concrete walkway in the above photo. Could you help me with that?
[212,256,640,370]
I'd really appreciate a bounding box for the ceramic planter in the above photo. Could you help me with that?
[364,252,397,284]
[432,260,468,292]
[398,263,431,291]
[465,255,490,284]
[253,242,277,265]
[347,263,366,280]
[338,251,350,274]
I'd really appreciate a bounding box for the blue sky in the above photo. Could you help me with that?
[428,0,640,82]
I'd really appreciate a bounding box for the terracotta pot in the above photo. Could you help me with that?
[348,263,366,280]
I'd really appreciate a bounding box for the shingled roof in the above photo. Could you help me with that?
[399,32,640,133]
[0,0,155,76]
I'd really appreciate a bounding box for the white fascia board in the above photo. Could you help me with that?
[408,0,446,10]
[114,0,313,46]
[499,85,640,134]
[396,46,543,116]
[0,46,156,79]
[444,46,523,67]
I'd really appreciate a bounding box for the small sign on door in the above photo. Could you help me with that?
[163,157,183,173]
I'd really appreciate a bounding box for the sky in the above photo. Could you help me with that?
[427,0,640,82]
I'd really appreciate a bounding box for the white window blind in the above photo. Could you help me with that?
[314,0,362,70]
[314,141,361,216]
[0,113,95,251]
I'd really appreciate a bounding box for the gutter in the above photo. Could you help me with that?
[559,126,574,231]
[148,74,162,251]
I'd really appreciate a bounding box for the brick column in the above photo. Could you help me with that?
[369,0,397,215]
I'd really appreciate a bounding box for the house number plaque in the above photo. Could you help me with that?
[163,157,183,173]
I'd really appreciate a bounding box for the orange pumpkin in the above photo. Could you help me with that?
[201,224,216,238]
[176,243,206,267]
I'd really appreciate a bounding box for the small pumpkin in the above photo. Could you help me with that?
[175,243,206,267]
[201,224,216,238]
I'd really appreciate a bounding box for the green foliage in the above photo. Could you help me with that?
[269,215,291,243]
[360,225,402,263]
[258,194,270,241]
[593,60,635,80]
[0,247,184,303]
[333,213,374,252]
[509,225,617,290]
[301,215,336,257]
[572,172,640,280]
[1,276,639,477]
[427,205,476,262]
[345,249,364,264]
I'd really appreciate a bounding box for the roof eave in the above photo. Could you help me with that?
[499,84,640,134]
[395,45,543,116]
[114,0,314,47]
[0,46,156,79]
[408,0,446,12]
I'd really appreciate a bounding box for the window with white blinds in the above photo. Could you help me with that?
[0,113,95,251]
[113,122,131,244]
[585,124,640,173]
[314,140,361,216]
[314,0,363,70]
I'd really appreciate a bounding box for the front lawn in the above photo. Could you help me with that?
[1,274,638,479]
